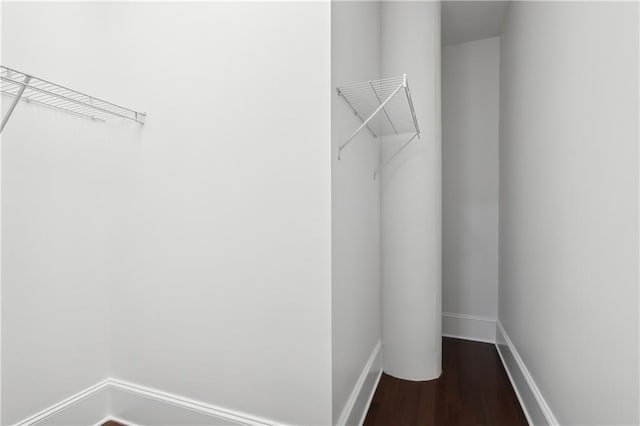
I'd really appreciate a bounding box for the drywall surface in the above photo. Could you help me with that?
[442,38,499,322]
[441,2,508,47]
[380,1,442,380]
[1,3,121,423]
[2,2,332,425]
[104,3,333,425]
[500,2,639,425]
[331,2,381,424]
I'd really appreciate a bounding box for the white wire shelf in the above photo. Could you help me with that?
[337,74,420,177]
[1,65,146,132]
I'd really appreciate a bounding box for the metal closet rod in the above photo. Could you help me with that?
[0,65,146,133]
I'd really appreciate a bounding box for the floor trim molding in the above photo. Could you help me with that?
[442,312,497,343]
[109,379,282,426]
[13,380,110,426]
[336,340,383,426]
[357,370,382,426]
[13,378,289,426]
[495,321,558,426]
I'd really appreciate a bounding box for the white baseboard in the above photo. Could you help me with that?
[12,378,290,426]
[13,380,110,426]
[336,340,383,426]
[495,321,558,426]
[442,312,496,343]
[108,379,284,426]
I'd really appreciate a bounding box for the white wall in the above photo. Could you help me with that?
[2,2,333,425]
[442,37,499,340]
[106,3,333,425]
[1,3,122,423]
[380,0,442,381]
[499,2,639,425]
[331,2,382,424]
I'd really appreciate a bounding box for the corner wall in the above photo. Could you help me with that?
[1,3,117,423]
[105,3,333,425]
[499,2,639,424]
[442,37,499,343]
[331,2,383,424]
[2,2,333,425]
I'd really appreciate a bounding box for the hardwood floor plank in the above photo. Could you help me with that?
[363,337,528,426]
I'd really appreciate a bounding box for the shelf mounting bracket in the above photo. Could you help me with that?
[338,76,406,160]
[336,74,421,179]
[1,73,31,133]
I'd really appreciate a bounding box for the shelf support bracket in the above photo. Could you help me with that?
[337,88,377,140]
[338,78,405,160]
[369,80,399,136]
[1,74,31,133]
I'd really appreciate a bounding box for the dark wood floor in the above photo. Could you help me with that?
[364,337,528,426]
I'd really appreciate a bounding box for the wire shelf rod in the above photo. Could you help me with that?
[336,88,378,139]
[404,82,420,136]
[0,76,142,123]
[338,77,405,158]
[336,74,421,178]
[337,86,404,96]
[337,76,404,88]
[1,65,140,115]
[0,65,146,132]
[369,80,399,135]
[23,98,107,122]
[0,75,31,132]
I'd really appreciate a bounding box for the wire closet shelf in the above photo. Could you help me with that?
[0,65,146,133]
[336,74,420,178]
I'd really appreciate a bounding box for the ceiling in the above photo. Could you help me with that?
[441,1,510,46]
